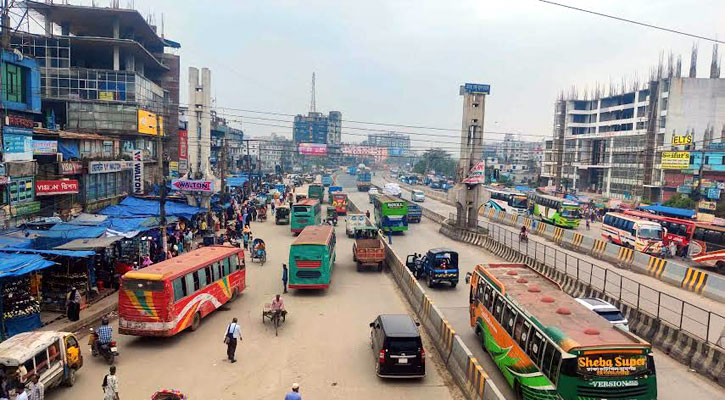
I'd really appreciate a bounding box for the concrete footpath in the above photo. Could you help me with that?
[40,291,118,335]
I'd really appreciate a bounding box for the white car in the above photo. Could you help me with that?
[368,187,379,203]
[575,297,629,331]
[411,190,425,202]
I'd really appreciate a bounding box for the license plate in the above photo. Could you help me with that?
[398,358,408,364]
[111,347,117,352]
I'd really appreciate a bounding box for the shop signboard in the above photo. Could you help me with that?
[677,185,692,194]
[661,152,690,169]
[89,161,128,174]
[35,179,79,196]
[707,187,721,200]
[11,201,40,216]
[178,130,188,160]
[138,110,162,136]
[671,133,693,145]
[461,83,491,95]
[178,159,188,174]
[699,200,717,211]
[32,140,58,155]
[169,161,179,178]
[171,179,214,192]
[132,150,144,194]
[2,126,33,161]
[59,161,83,175]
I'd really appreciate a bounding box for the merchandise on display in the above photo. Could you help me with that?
[2,276,41,319]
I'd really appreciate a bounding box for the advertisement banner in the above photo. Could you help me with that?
[577,354,648,377]
[132,149,144,194]
[89,161,129,174]
[11,201,40,216]
[35,180,79,196]
[32,140,58,155]
[171,179,214,192]
[671,133,693,145]
[59,161,83,175]
[178,159,188,174]
[341,145,386,157]
[138,110,162,135]
[169,161,179,178]
[178,129,188,160]
[2,126,33,161]
[298,143,327,156]
[661,152,690,169]
[463,161,486,184]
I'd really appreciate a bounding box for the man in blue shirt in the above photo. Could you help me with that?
[97,317,113,344]
[284,383,301,400]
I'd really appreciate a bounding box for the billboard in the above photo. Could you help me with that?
[171,179,214,192]
[132,149,144,194]
[461,83,491,95]
[138,110,163,135]
[298,143,327,155]
[178,129,188,160]
[671,133,693,145]
[33,140,58,155]
[59,161,83,175]
[35,179,79,196]
[661,151,690,169]
[2,126,33,161]
[89,161,130,174]
[340,145,387,157]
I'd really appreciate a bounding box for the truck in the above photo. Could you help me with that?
[382,182,402,198]
[356,169,372,192]
[353,223,385,272]
[321,174,333,187]
[407,202,422,223]
[347,166,357,175]
[405,248,459,288]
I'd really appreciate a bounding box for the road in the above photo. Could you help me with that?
[338,173,725,400]
[47,205,462,400]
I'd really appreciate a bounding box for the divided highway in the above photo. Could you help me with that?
[337,173,725,400]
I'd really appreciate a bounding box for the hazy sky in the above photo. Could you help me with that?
[51,1,725,152]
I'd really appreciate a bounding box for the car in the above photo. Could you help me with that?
[369,314,425,378]
[575,297,629,331]
[411,190,425,202]
[368,187,380,203]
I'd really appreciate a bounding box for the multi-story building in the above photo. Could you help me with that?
[293,110,342,167]
[210,112,243,175]
[10,1,180,211]
[255,134,294,174]
[487,134,542,183]
[542,51,725,201]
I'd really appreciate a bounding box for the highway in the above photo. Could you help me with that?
[338,173,725,400]
[47,205,462,400]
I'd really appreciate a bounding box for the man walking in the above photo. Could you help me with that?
[284,383,302,400]
[282,264,288,294]
[224,317,243,363]
[102,366,119,400]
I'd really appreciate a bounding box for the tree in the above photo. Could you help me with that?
[413,148,456,177]
[662,193,696,209]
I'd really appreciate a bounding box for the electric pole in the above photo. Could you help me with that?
[157,113,168,256]
[220,138,227,225]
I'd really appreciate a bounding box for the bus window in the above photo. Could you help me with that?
[694,227,705,241]
[517,320,531,349]
[493,295,504,322]
[549,352,562,385]
[192,271,201,291]
[184,274,194,295]
[705,229,722,246]
[529,331,545,366]
[212,262,221,281]
[205,266,213,285]
[513,317,524,342]
[541,341,557,377]
[173,277,187,301]
[223,260,231,276]
[603,215,612,225]
[484,285,494,311]
[625,221,635,235]
[503,303,516,334]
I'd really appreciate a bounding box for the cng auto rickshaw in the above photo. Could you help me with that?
[325,207,338,226]
[275,205,290,225]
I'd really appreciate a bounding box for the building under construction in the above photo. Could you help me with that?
[541,45,725,202]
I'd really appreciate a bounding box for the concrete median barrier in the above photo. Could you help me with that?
[703,274,725,303]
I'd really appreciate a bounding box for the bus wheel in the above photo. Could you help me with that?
[190,312,201,331]
[716,261,725,274]
[514,381,524,400]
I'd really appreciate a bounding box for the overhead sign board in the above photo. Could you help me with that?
[171,179,214,192]
[35,179,79,196]
[2,126,33,161]
[661,152,690,169]
[298,143,327,156]
[671,133,693,145]
[461,83,491,95]
[89,161,130,174]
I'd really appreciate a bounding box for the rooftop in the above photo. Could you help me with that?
[379,314,420,337]
[124,246,243,281]
[293,225,334,245]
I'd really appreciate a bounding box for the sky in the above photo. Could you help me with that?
[31,0,725,153]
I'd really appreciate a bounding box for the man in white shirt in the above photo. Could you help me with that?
[224,317,243,363]
[15,385,28,400]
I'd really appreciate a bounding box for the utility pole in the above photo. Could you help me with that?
[220,138,227,226]
[245,139,251,197]
[1,0,10,49]
[157,113,168,256]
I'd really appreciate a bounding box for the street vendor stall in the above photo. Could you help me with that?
[0,253,55,339]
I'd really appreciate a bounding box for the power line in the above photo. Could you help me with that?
[539,0,725,44]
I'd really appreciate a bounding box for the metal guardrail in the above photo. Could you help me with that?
[479,220,725,348]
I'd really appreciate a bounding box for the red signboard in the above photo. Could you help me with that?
[59,161,83,175]
[298,143,327,156]
[35,179,79,196]
[178,129,188,160]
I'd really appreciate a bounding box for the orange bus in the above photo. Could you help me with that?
[119,246,245,336]
[331,193,348,215]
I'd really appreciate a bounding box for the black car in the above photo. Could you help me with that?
[369,314,425,378]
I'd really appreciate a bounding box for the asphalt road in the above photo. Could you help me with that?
[338,173,725,400]
[47,205,462,400]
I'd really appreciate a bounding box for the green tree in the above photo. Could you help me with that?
[413,148,456,177]
[662,193,696,209]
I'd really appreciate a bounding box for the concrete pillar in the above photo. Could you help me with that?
[113,46,120,71]
[112,17,120,39]
[606,137,614,196]
[125,53,135,72]
[199,68,212,177]
[187,67,200,179]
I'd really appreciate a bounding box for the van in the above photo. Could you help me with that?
[0,331,83,391]
[411,190,425,202]
[369,314,425,378]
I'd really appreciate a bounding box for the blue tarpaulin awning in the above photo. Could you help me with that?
[0,235,33,249]
[226,177,248,187]
[99,197,204,220]
[0,253,55,278]
[638,203,696,219]
[0,248,95,258]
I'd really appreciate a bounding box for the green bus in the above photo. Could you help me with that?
[468,263,657,400]
[308,183,325,202]
[373,195,408,233]
[529,193,581,228]
[288,225,337,289]
[291,198,321,234]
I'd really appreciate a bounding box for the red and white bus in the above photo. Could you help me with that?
[622,210,694,250]
[601,212,664,255]
[119,246,245,336]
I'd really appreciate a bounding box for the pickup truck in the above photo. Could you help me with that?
[406,248,459,288]
[407,202,422,223]
[353,225,385,272]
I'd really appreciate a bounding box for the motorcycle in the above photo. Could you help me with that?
[88,328,119,365]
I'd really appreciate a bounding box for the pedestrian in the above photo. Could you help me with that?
[387,229,393,245]
[585,217,590,230]
[669,241,678,259]
[27,375,43,400]
[282,264,288,294]
[15,384,28,400]
[365,210,370,219]
[66,286,81,322]
[660,243,668,259]
[224,317,243,363]
[102,366,119,400]
[681,243,689,260]
[284,383,302,400]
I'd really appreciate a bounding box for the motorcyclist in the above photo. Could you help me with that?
[95,317,113,353]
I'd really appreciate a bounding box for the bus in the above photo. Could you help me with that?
[601,212,664,255]
[529,193,581,228]
[373,195,409,233]
[331,192,348,215]
[308,183,325,202]
[623,211,725,272]
[487,188,528,215]
[291,198,322,234]
[288,225,337,289]
[119,246,245,336]
[467,263,657,400]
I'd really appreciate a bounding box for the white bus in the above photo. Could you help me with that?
[601,212,664,255]
[487,188,528,215]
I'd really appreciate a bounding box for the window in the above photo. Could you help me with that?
[493,295,504,322]
[173,277,187,301]
[483,285,494,310]
[517,320,531,349]
[34,349,49,374]
[223,260,231,276]
[205,266,213,285]
[192,271,201,291]
[503,303,516,334]
[3,63,24,103]
[212,263,221,281]
[184,274,194,295]
[529,331,545,366]
[197,268,207,288]
[542,341,557,377]
[549,352,562,384]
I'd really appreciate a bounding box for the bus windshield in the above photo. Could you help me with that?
[638,227,663,240]
[561,207,580,219]
[509,196,527,209]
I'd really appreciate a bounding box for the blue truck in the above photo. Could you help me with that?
[347,166,357,175]
[406,202,422,223]
[405,248,459,288]
[356,170,371,191]
[321,174,333,187]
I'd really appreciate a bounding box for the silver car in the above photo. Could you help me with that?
[411,190,425,202]
[575,297,629,331]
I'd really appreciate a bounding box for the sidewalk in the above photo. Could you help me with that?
[40,291,118,335]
